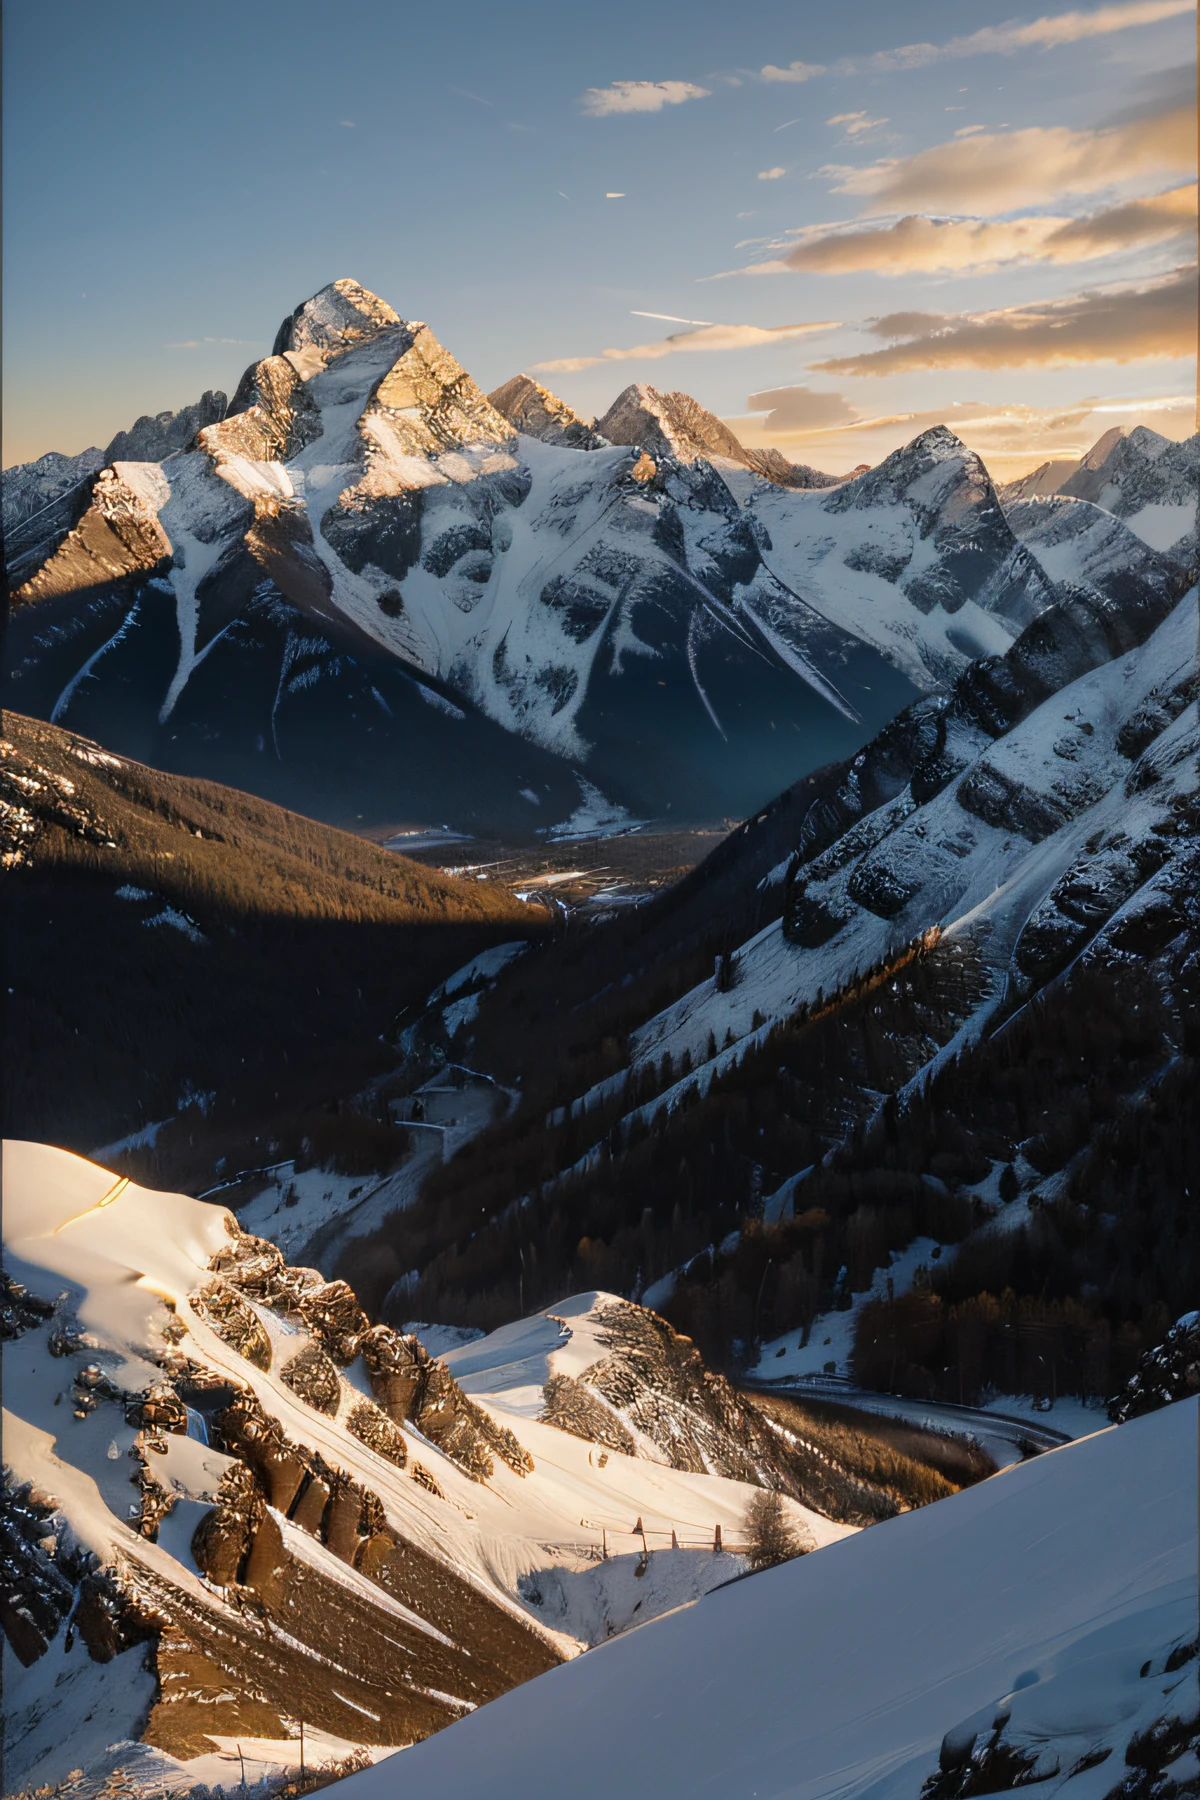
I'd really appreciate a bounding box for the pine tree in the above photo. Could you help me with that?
[743,1488,805,1572]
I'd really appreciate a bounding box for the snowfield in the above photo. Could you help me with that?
[346,1398,1198,1800]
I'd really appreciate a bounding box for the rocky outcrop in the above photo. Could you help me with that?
[360,323,514,461]
[1108,1313,1200,1423]
[204,357,322,463]
[11,464,173,607]
[488,374,604,449]
[211,1226,532,1480]
[1058,425,1159,505]
[541,1372,636,1453]
[191,1280,272,1369]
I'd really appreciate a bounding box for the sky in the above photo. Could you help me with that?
[3,0,1196,477]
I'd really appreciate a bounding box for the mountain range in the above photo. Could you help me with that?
[7,278,1190,834]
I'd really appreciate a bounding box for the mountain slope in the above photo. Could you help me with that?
[2,1141,850,1794]
[1,710,545,1158]
[3,392,228,594]
[356,558,1196,1383]
[353,1397,1199,1800]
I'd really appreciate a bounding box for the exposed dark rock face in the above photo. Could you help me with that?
[1108,1314,1200,1423]
[280,1341,342,1413]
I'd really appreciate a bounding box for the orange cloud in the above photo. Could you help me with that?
[741,185,1196,276]
[863,0,1195,67]
[811,267,1197,375]
[826,106,1195,213]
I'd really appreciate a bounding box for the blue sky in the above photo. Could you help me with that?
[3,0,1195,473]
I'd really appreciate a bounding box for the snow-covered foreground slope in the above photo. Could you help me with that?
[347,1398,1199,1800]
[2,1142,848,1792]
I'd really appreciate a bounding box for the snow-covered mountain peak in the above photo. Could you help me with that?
[595,382,736,464]
[1125,423,1172,461]
[1060,424,1174,503]
[824,424,987,517]
[488,374,605,449]
[270,276,404,365]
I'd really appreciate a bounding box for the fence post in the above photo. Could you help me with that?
[713,1523,722,1553]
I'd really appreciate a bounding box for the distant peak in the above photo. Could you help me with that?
[487,374,604,449]
[272,278,404,362]
[1079,425,1125,471]
[594,383,836,487]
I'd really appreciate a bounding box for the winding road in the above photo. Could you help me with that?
[740,1372,1076,1469]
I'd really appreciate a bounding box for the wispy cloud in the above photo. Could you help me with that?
[580,79,710,116]
[164,337,257,350]
[828,112,890,137]
[758,166,787,180]
[823,105,1195,213]
[631,311,715,324]
[532,318,839,374]
[810,266,1196,375]
[861,0,1195,69]
[737,185,1196,276]
[760,60,825,82]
